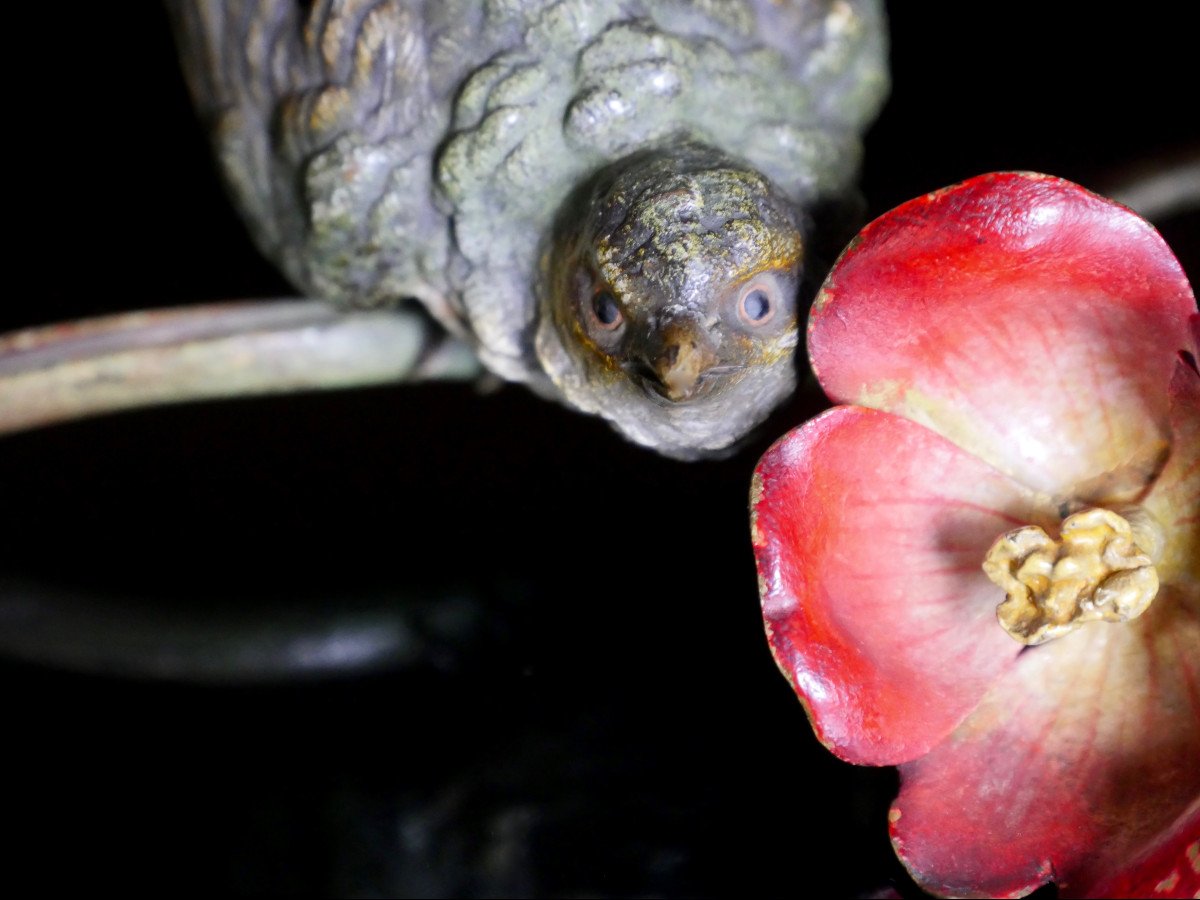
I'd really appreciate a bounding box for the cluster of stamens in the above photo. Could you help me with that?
[982,506,1164,645]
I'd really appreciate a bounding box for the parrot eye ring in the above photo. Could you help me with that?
[737,283,777,326]
[590,289,624,331]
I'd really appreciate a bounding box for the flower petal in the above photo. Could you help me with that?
[751,405,1055,766]
[809,172,1197,497]
[1080,795,1200,900]
[1146,342,1200,598]
[890,595,1200,898]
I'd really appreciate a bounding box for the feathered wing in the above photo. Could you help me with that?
[167,1,317,289]
[166,1,479,330]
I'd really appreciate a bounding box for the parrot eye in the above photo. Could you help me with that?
[737,285,775,325]
[590,290,624,330]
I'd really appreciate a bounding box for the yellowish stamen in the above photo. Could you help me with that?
[982,506,1164,645]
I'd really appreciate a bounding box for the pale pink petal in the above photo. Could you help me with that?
[890,591,1200,899]
[1146,323,1200,597]
[751,405,1055,766]
[810,172,1197,497]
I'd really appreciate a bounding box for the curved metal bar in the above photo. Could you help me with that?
[0,299,481,436]
[1101,151,1200,223]
[0,576,489,683]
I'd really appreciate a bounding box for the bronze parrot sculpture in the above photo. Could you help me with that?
[0,0,887,459]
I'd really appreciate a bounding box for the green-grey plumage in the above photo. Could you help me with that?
[167,0,888,456]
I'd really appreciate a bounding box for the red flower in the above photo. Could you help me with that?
[750,173,1199,898]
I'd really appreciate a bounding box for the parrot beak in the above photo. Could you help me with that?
[649,319,721,402]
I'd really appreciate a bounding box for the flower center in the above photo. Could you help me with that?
[982,506,1165,645]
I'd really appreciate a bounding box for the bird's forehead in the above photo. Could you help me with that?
[592,177,802,310]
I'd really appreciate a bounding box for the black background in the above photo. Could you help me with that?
[4,5,1197,896]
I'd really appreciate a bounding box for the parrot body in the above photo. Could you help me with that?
[169,0,887,456]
